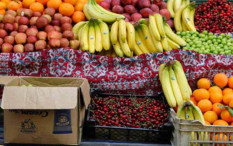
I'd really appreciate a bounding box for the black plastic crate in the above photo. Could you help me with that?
[83,92,173,144]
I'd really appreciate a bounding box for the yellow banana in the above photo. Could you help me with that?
[154,13,165,38]
[119,37,132,57]
[119,19,127,43]
[135,30,150,54]
[149,15,161,41]
[149,26,163,53]
[169,67,184,106]
[98,19,111,50]
[185,105,197,146]
[72,21,87,40]
[94,21,103,52]
[189,7,195,26]
[140,24,158,53]
[174,0,182,13]
[83,4,91,20]
[167,37,180,49]
[174,3,189,32]
[80,22,89,51]
[182,21,189,31]
[177,105,186,119]
[167,0,175,18]
[172,60,191,101]
[126,22,135,49]
[88,21,95,53]
[164,22,186,46]
[112,41,124,57]
[159,64,177,108]
[110,21,119,45]
[132,41,143,56]
[161,37,172,51]
[190,102,205,124]
[182,2,196,31]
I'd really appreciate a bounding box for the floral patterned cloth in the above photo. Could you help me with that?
[1,48,233,96]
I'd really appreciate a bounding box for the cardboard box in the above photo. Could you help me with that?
[0,76,18,85]
[1,77,90,145]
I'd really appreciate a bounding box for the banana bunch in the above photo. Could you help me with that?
[174,1,197,32]
[110,19,138,57]
[148,14,186,52]
[159,60,192,108]
[83,0,125,23]
[72,19,111,53]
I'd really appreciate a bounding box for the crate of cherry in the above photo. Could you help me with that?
[83,92,173,143]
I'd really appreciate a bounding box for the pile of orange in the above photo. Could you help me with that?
[0,0,87,23]
[192,73,233,126]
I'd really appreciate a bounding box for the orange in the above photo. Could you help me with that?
[214,73,228,88]
[1,0,10,5]
[231,122,233,126]
[197,78,211,89]
[47,0,62,10]
[30,2,44,12]
[23,0,35,8]
[210,92,223,103]
[72,11,85,23]
[213,120,229,126]
[214,134,227,145]
[0,9,5,14]
[212,103,224,116]
[190,97,197,105]
[7,1,22,11]
[220,110,233,123]
[36,0,49,5]
[0,2,7,9]
[229,100,233,107]
[228,76,233,88]
[192,89,210,102]
[204,111,218,124]
[59,3,74,16]
[197,99,213,113]
[223,88,233,95]
[64,0,77,5]
[205,121,211,125]
[223,93,233,105]
[209,86,222,94]
[75,2,85,11]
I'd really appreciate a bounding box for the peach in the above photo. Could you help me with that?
[48,31,62,40]
[45,25,55,33]
[0,38,3,46]
[15,33,27,44]
[60,38,69,48]
[25,43,34,52]
[30,17,38,26]
[13,23,19,31]
[26,27,38,36]
[15,16,21,23]
[17,8,24,16]
[54,13,62,20]
[44,8,55,17]
[13,44,24,53]
[54,26,61,32]
[10,31,18,37]
[37,31,47,40]
[5,10,17,17]
[63,31,74,40]
[0,14,3,22]
[61,23,72,31]
[43,14,52,23]
[2,43,13,53]
[0,23,4,29]
[18,16,29,25]
[4,36,14,44]
[35,40,46,50]
[4,23,13,32]
[33,11,42,17]
[27,35,37,43]
[18,25,28,33]
[51,20,60,26]
[49,38,61,48]
[36,16,49,28]
[23,9,33,18]
[3,14,15,24]
[70,40,79,50]
[0,29,7,38]
[60,16,72,24]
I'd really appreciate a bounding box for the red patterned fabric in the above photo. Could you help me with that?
[1,48,233,96]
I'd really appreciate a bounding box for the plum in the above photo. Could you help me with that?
[137,0,150,8]
[61,23,72,31]
[151,4,159,13]
[60,16,72,24]
[160,1,167,9]
[112,5,124,14]
[140,8,153,18]
[44,8,55,17]
[25,43,34,52]
[0,29,7,38]
[4,23,14,32]
[45,25,56,33]
[36,16,49,28]
[124,5,137,14]
[167,19,174,28]
[121,0,132,6]
[18,16,29,25]
[132,0,138,6]
[99,1,111,9]
[18,25,28,33]
[131,13,142,22]
[27,35,37,43]
[111,0,120,6]
[160,9,171,20]
[123,13,131,21]
[62,31,74,39]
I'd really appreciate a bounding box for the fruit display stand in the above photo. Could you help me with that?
[170,109,233,146]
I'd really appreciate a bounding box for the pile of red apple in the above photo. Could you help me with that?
[98,0,173,26]
[0,8,79,53]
